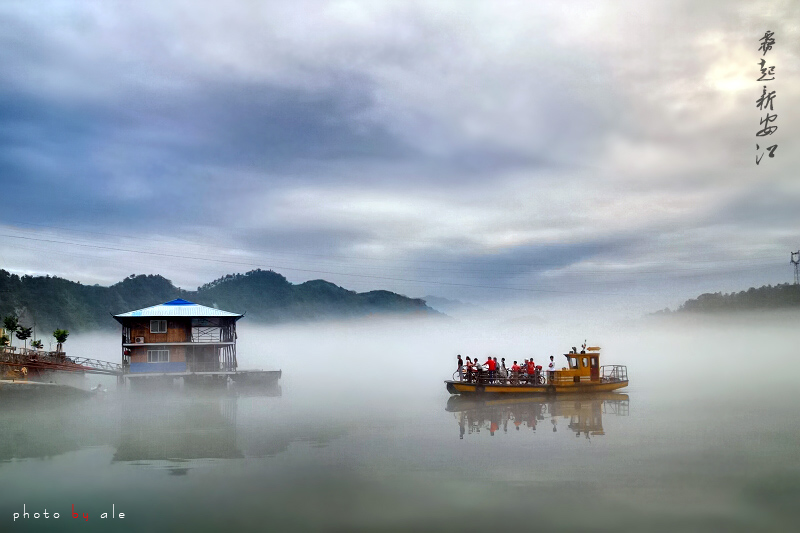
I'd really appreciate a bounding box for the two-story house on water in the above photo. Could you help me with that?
[113,298,243,386]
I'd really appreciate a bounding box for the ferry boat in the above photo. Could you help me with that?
[445,345,628,395]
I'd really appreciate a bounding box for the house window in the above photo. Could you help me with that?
[147,349,169,363]
[150,320,167,333]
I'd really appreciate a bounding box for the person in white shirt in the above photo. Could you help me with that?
[548,355,556,384]
[473,360,484,383]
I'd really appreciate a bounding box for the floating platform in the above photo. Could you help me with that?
[124,369,282,392]
[231,370,282,387]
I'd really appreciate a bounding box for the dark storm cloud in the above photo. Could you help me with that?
[130,79,414,171]
[0,88,122,217]
[0,54,542,233]
[0,71,412,228]
[402,235,645,288]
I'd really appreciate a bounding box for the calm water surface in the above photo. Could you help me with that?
[2,319,799,532]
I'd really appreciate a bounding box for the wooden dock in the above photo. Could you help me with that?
[124,369,281,391]
[0,379,94,401]
[1,347,123,378]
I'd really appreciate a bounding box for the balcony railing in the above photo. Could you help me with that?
[186,361,236,373]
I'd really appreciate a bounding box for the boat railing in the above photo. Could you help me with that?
[600,365,628,383]
[452,369,547,385]
[452,366,628,385]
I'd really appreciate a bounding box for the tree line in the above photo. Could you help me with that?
[655,283,800,314]
[0,268,436,334]
[1,313,69,352]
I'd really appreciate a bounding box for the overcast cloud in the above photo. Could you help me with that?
[0,0,798,317]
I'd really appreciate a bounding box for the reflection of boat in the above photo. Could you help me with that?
[445,346,628,395]
[446,393,629,439]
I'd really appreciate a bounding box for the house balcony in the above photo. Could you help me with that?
[122,341,235,348]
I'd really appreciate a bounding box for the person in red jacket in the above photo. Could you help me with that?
[486,357,496,383]
[510,360,521,384]
[526,359,536,377]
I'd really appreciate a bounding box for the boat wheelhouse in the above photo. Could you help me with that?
[445,345,628,395]
[113,299,243,382]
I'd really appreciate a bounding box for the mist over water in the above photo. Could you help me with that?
[2,312,800,531]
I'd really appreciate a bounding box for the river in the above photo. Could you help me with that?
[1,315,799,531]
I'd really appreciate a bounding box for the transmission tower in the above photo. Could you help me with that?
[791,250,800,285]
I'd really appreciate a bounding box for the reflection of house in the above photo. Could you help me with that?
[113,398,242,462]
[113,299,243,382]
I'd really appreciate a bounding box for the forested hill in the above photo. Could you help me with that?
[656,283,800,314]
[0,269,438,332]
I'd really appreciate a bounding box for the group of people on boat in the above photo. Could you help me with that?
[456,354,557,385]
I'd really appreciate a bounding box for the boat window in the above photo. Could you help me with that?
[569,357,578,369]
[591,357,598,367]
[581,357,588,368]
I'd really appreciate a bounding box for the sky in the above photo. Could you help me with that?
[0,0,798,317]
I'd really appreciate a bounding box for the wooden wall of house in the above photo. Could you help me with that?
[127,319,190,343]
[170,346,186,362]
[130,345,186,363]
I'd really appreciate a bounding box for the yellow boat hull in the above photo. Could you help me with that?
[445,380,628,395]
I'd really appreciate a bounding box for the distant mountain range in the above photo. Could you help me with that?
[654,283,800,315]
[0,268,439,333]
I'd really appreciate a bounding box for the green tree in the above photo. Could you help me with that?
[3,315,19,348]
[31,339,43,349]
[16,326,32,351]
[53,329,69,353]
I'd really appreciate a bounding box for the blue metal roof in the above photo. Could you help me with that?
[114,300,242,318]
[163,298,195,306]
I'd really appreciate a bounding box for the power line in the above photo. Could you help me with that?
[3,232,781,280]
[0,228,788,298]
[1,220,786,268]
[0,233,625,296]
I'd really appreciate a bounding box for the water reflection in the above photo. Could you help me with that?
[114,395,244,462]
[0,385,347,469]
[446,393,629,439]
[115,387,347,468]
[0,395,118,461]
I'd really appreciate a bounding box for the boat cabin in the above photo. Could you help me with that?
[555,346,602,383]
[113,299,243,376]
